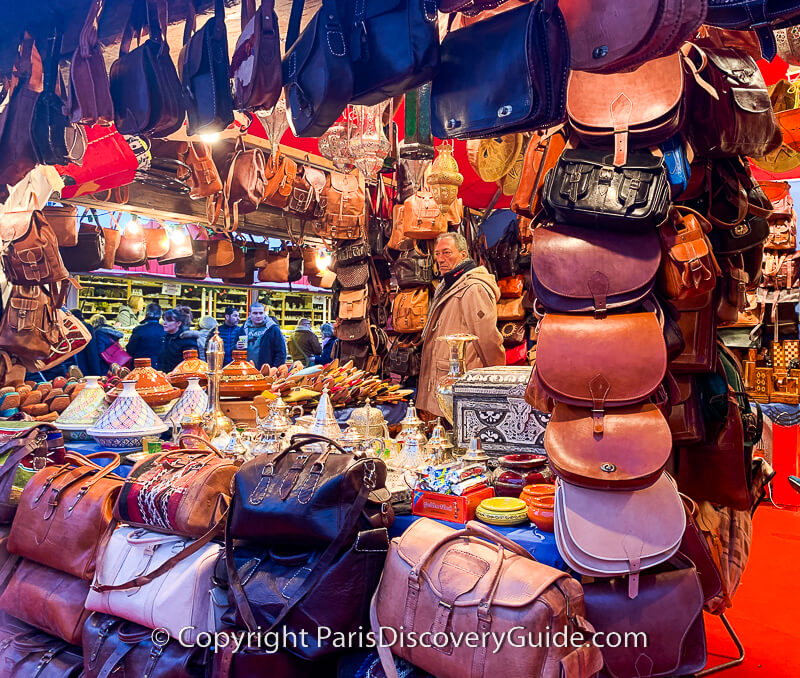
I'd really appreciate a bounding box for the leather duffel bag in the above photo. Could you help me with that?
[0,626,83,677]
[532,223,660,316]
[370,518,603,678]
[7,451,122,580]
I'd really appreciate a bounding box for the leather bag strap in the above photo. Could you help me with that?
[0,426,51,507]
[97,641,137,678]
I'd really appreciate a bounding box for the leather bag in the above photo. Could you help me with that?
[545,402,672,491]
[567,53,684,166]
[231,0,282,111]
[511,126,568,218]
[766,216,797,250]
[335,261,369,289]
[671,295,717,373]
[144,222,170,258]
[101,226,119,269]
[207,238,235,267]
[43,204,78,247]
[678,495,724,605]
[684,43,782,159]
[543,149,671,231]
[532,223,660,316]
[395,243,434,290]
[486,214,522,278]
[115,221,147,267]
[177,141,223,199]
[113,443,236,538]
[222,137,267,230]
[386,335,422,376]
[3,210,69,285]
[320,172,365,240]
[256,248,290,283]
[7,452,122,581]
[332,239,370,267]
[0,627,83,677]
[392,288,429,333]
[403,189,445,239]
[499,320,525,347]
[371,518,603,678]
[0,558,90,644]
[287,172,317,217]
[0,284,60,363]
[175,237,208,279]
[762,251,800,289]
[498,274,525,299]
[583,559,707,678]
[496,296,525,321]
[668,375,706,444]
[86,526,225,643]
[339,287,370,320]
[263,151,298,208]
[60,221,107,273]
[554,473,686,598]
[431,1,569,139]
[334,318,369,343]
[158,229,194,264]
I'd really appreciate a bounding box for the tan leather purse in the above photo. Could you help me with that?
[338,287,369,320]
[262,151,297,209]
[207,238,235,267]
[114,219,147,267]
[658,207,720,302]
[392,288,429,333]
[319,172,365,239]
[143,222,169,258]
[177,141,223,198]
[43,204,79,247]
[386,202,410,250]
[403,189,446,240]
[496,296,526,321]
[220,137,267,231]
[511,126,568,218]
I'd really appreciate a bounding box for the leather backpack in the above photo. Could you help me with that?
[176,141,223,199]
[319,172,365,239]
[0,284,60,364]
[3,210,69,285]
[220,137,267,230]
[511,126,568,219]
[68,0,114,126]
[60,222,105,272]
[338,287,369,320]
[231,0,282,111]
[567,52,684,167]
[287,171,316,217]
[392,288,429,333]
[402,189,446,240]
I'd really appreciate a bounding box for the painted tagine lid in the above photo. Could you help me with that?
[56,376,109,429]
[168,350,209,389]
[165,377,209,425]
[87,380,169,437]
[220,350,269,398]
[109,358,181,407]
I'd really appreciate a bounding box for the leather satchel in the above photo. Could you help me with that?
[83,614,209,678]
[395,243,433,290]
[545,402,672,491]
[668,375,706,444]
[583,559,707,678]
[287,172,317,217]
[0,626,83,677]
[766,216,797,250]
[256,248,290,283]
[231,0,282,111]
[158,229,194,264]
[179,0,234,136]
[543,149,671,231]
[262,151,297,208]
[496,296,525,321]
[175,237,208,279]
[0,558,90,645]
[7,452,122,581]
[208,238,235,267]
[431,1,569,139]
[320,172,365,240]
[371,518,603,678]
[532,223,660,316]
[555,473,686,598]
[43,204,78,247]
[386,335,422,377]
[113,443,236,538]
[334,318,369,343]
[671,294,718,373]
[511,126,568,219]
[0,284,60,363]
[144,222,169,258]
[3,210,69,285]
[684,42,782,159]
[333,239,370,267]
[498,274,525,299]
[176,141,223,199]
[402,189,446,239]
[392,288,429,333]
[567,53,684,166]
[339,287,369,320]
[114,221,147,267]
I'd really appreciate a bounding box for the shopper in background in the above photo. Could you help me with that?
[217,306,245,365]
[158,306,200,372]
[90,314,126,374]
[68,308,102,377]
[313,322,335,366]
[256,312,288,369]
[116,293,143,329]
[197,315,218,360]
[244,303,270,364]
[290,318,322,367]
[125,303,165,366]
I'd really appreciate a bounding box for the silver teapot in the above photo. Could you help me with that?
[393,399,428,470]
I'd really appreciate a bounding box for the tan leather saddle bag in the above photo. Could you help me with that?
[392,288,429,333]
[339,287,369,320]
[262,151,297,209]
[511,126,568,219]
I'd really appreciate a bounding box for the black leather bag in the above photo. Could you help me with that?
[706,0,800,60]
[174,237,208,279]
[334,318,369,342]
[543,149,671,231]
[386,335,421,377]
[109,0,186,137]
[431,1,569,139]
[179,0,235,136]
[59,223,105,272]
[333,239,370,266]
[488,219,522,279]
[0,627,83,677]
[708,182,771,256]
[395,242,433,288]
[282,0,353,137]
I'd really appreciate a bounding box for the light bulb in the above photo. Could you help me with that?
[317,251,332,271]
[125,216,141,235]
[200,133,220,144]
[170,227,189,244]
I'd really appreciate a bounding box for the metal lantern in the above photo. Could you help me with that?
[427,143,463,215]
[254,94,289,155]
[400,84,434,160]
[318,108,355,171]
[349,101,391,180]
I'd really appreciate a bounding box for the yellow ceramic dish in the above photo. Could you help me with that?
[475,497,529,526]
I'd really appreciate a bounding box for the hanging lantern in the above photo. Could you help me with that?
[427,143,463,215]
[348,101,391,180]
[318,108,356,171]
[254,94,289,155]
[400,84,434,160]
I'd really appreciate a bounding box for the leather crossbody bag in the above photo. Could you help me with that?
[334,318,369,343]
[262,151,298,208]
[3,209,69,285]
[394,242,434,288]
[333,239,369,267]
[231,0,282,111]
[339,287,369,320]
[175,237,208,279]
[543,149,671,230]
[59,222,105,272]
[500,320,525,347]
[678,495,724,605]
[432,2,569,139]
[177,141,223,199]
[114,221,147,268]
[334,261,369,289]
[392,288,429,333]
[287,172,317,217]
[498,274,525,299]
[669,374,706,444]
[532,223,660,316]
[43,204,79,247]
[144,222,169,258]
[511,126,568,219]
[219,137,267,231]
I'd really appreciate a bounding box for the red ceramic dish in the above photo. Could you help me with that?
[109,358,181,407]
[220,351,269,398]
[168,350,209,389]
[494,453,549,497]
[527,494,555,532]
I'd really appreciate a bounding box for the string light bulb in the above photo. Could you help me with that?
[200,133,220,144]
[170,225,190,244]
[125,215,141,235]
[317,249,332,271]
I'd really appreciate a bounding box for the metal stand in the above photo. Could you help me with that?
[693,614,745,677]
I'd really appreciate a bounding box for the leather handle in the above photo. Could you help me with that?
[79,0,104,56]
[178,434,224,458]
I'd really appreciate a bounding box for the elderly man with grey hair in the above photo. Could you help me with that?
[416,231,505,418]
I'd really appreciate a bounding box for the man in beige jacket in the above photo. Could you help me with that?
[417,232,505,418]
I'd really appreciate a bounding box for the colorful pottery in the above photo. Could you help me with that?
[493,453,550,497]
[87,380,168,451]
[219,351,269,398]
[519,483,556,507]
[527,494,555,532]
[109,358,181,409]
[177,414,216,452]
[165,377,208,425]
[475,496,529,526]
[168,350,209,389]
[56,376,108,440]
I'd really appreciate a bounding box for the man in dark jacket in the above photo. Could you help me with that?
[217,306,245,365]
[289,319,322,366]
[158,307,200,372]
[256,315,287,369]
[70,308,102,377]
[126,303,165,365]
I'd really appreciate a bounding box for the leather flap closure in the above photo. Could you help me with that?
[340,288,368,304]
[16,247,45,265]
[181,17,217,81]
[330,172,359,194]
[731,86,772,114]
[335,319,369,341]
[672,375,693,406]
[535,312,667,406]
[546,402,672,490]
[705,49,757,85]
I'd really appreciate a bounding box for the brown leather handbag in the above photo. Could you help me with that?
[392,288,429,333]
[207,237,235,268]
[658,207,720,302]
[175,238,208,279]
[496,296,526,321]
[68,0,114,126]
[256,248,290,283]
[671,293,717,373]
[0,558,90,644]
[209,241,246,279]
[527,312,667,428]
[158,229,194,264]
[678,495,724,605]
[262,151,297,208]
[403,189,446,240]
[498,274,525,299]
[500,320,526,348]
[221,137,267,230]
[567,52,684,166]
[545,402,672,491]
[319,172,365,240]
[287,172,317,217]
[231,0,282,111]
[511,126,568,219]
[371,518,603,678]
[3,210,69,285]
[339,287,370,320]
[7,452,122,581]
[114,219,147,267]
[532,223,660,316]
[43,205,79,247]
[143,222,169,258]
[177,141,223,199]
[668,375,705,444]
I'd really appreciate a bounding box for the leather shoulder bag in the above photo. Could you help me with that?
[339,287,369,320]
[392,288,429,333]
[496,296,525,321]
[511,126,568,219]
[532,223,660,316]
[7,452,122,581]
[0,627,83,677]
[60,221,105,273]
[371,518,603,678]
[498,274,525,299]
[287,171,316,217]
[231,0,282,111]
[334,260,369,290]
[678,495,724,605]
[395,241,434,289]
[3,209,69,285]
[669,374,706,444]
[386,334,422,377]
[256,248,290,283]
[671,292,718,373]
[262,151,298,208]
[175,237,208,279]
[431,1,569,139]
[555,473,686,598]
[114,220,147,268]
[177,141,223,199]
[143,221,169,258]
[543,149,671,231]
[43,204,78,247]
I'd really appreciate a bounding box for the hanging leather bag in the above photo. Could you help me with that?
[339,287,369,320]
[262,151,297,208]
[511,126,568,219]
[499,320,525,347]
[287,171,316,216]
[143,221,169,258]
[114,222,147,267]
[395,241,434,288]
[0,284,59,363]
[175,237,208,279]
[332,239,369,267]
[43,204,78,247]
[496,296,525,321]
[176,141,223,199]
[0,627,83,677]
[256,248,290,283]
[498,274,525,299]
[61,221,105,272]
[386,335,422,376]
[403,189,445,239]
[766,216,797,250]
[671,293,718,373]
[231,0,282,111]
[7,452,122,581]
[392,288,429,333]
[669,374,706,444]
[3,209,69,285]
[486,215,522,278]
[371,518,603,678]
[658,207,720,302]
[320,172,365,239]
[431,2,569,139]
[532,223,660,316]
[334,261,369,289]
[157,228,194,264]
[704,1,800,62]
[543,149,671,231]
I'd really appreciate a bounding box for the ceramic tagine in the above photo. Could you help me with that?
[492,453,550,498]
[109,358,181,413]
[165,377,209,426]
[56,376,109,440]
[167,350,208,389]
[87,380,168,451]
[219,350,269,398]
